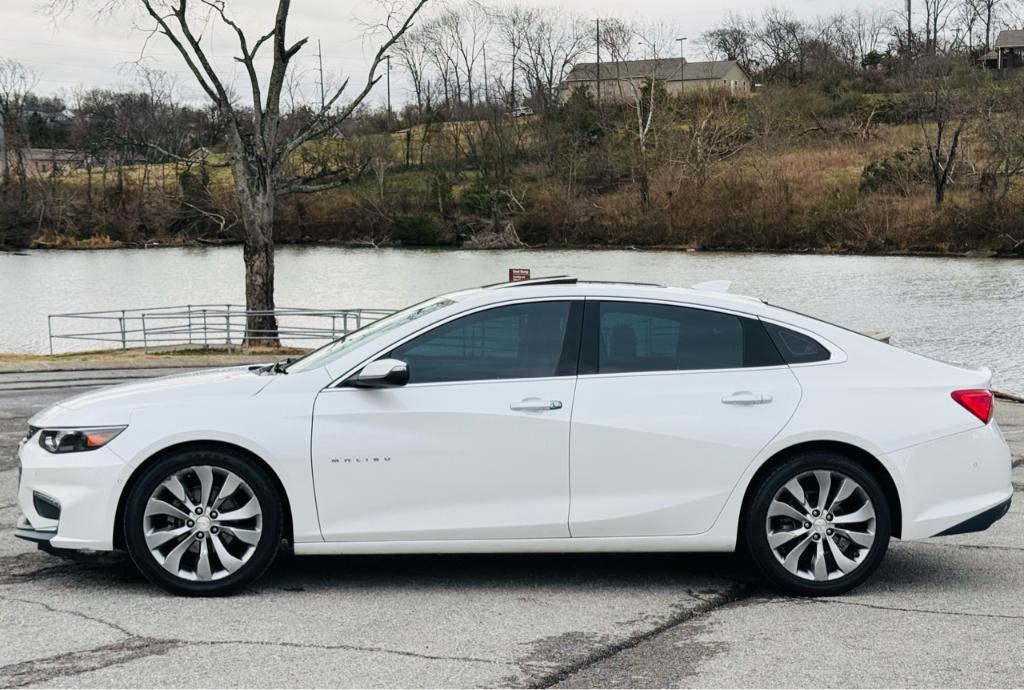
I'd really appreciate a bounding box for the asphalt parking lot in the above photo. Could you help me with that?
[1,367,1022,688]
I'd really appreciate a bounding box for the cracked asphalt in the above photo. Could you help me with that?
[1,368,1022,688]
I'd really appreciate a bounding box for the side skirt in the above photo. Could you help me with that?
[293,534,736,556]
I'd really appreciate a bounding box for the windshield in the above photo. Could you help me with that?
[284,297,456,374]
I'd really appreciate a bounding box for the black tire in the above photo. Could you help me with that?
[745,452,891,597]
[124,447,283,596]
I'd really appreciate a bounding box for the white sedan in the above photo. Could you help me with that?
[15,278,1013,596]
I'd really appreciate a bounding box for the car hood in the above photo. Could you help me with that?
[29,366,275,427]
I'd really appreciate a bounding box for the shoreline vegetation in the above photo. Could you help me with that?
[6,236,1020,259]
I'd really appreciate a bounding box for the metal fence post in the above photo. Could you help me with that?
[120,311,127,352]
[141,313,148,354]
[48,315,54,355]
[187,305,193,345]
[225,305,233,352]
[202,310,209,348]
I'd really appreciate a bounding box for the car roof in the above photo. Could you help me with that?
[460,275,766,310]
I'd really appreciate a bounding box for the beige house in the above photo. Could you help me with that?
[560,59,753,102]
[981,30,1024,69]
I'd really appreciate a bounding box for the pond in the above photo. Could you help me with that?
[2,247,1021,393]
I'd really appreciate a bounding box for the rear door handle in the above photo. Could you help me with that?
[721,391,773,405]
[510,398,563,412]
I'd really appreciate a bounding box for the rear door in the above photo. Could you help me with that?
[568,299,802,537]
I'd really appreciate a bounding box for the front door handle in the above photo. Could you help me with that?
[721,391,773,405]
[510,398,563,412]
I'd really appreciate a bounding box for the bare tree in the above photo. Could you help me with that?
[700,12,758,68]
[907,59,975,204]
[494,3,533,108]
[394,29,432,115]
[922,0,957,54]
[600,20,673,208]
[0,59,38,203]
[969,0,1003,50]
[849,7,888,64]
[517,8,592,112]
[52,0,428,343]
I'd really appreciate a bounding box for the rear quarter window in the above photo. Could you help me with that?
[762,322,832,364]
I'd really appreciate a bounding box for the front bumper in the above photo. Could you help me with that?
[15,432,129,551]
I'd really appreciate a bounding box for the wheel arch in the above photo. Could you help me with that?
[113,440,294,550]
[738,440,902,541]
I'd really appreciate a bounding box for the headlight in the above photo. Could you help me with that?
[38,427,126,454]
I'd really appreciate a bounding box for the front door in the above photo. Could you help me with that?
[312,299,583,542]
[568,300,802,537]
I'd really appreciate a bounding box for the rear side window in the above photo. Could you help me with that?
[392,301,581,384]
[762,322,831,364]
[582,301,783,374]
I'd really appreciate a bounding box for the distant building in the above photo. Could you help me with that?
[980,30,1024,69]
[24,149,81,175]
[560,59,753,102]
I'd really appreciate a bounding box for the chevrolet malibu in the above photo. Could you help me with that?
[16,277,1013,596]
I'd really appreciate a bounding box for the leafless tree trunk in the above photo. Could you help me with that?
[52,0,427,344]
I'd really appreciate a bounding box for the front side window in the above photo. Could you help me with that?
[392,301,581,384]
[285,297,455,374]
[584,301,783,374]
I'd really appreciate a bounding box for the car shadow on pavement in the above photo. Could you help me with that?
[256,551,759,593]
[9,546,761,594]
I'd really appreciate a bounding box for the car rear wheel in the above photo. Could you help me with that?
[124,447,283,596]
[745,452,891,596]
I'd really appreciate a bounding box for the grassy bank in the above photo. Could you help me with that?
[6,81,1024,258]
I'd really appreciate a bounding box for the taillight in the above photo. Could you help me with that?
[951,389,993,424]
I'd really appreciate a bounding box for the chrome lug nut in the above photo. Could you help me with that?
[186,520,195,528]
[804,522,812,529]
[812,533,822,541]
[210,526,219,535]
[812,509,821,517]
[195,531,205,539]
[195,506,204,515]
[210,511,218,519]
[826,528,835,536]
[826,513,834,521]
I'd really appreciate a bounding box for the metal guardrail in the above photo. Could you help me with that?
[47,304,395,354]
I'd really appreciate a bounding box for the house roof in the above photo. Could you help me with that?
[994,30,1024,49]
[563,58,745,84]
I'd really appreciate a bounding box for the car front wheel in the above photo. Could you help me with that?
[745,452,892,596]
[123,447,283,596]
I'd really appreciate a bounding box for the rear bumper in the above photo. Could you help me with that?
[935,496,1012,536]
[890,422,1013,540]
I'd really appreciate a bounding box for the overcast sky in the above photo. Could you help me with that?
[2,0,894,106]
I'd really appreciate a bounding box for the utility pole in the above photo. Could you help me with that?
[596,18,601,104]
[317,39,326,111]
[385,54,392,132]
[906,0,913,58]
[676,37,687,92]
[483,46,490,104]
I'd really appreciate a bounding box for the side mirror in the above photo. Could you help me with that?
[351,358,410,388]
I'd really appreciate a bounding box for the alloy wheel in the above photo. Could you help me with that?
[142,465,263,582]
[764,469,877,582]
